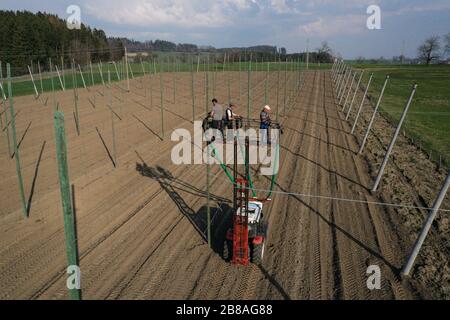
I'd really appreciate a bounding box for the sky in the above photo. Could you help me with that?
[1,0,450,59]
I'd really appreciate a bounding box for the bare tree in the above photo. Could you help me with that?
[417,36,441,65]
[316,41,333,63]
[317,41,332,54]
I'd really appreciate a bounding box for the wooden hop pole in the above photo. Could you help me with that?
[159,58,165,139]
[247,54,252,120]
[113,61,120,81]
[98,62,105,86]
[72,61,80,135]
[61,56,66,89]
[50,58,57,110]
[173,56,176,104]
[227,54,231,104]
[149,61,153,108]
[38,61,44,95]
[78,64,87,90]
[213,55,217,98]
[7,63,28,218]
[284,58,287,115]
[90,61,95,87]
[205,54,211,247]
[276,57,280,121]
[1,61,12,157]
[191,56,195,122]
[206,142,211,248]
[205,55,209,114]
[140,59,146,91]
[108,72,117,166]
[55,65,65,91]
[263,58,267,104]
[238,54,242,103]
[140,59,146,76]
[0,61,7,101]
[196,54,200,73]
[125,47,130,91]
[128,60,135,79]
[291,59,295,101]
[28,65,39,98]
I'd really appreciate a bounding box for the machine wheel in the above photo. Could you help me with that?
[251,242,265,265]
[222,240,232,262]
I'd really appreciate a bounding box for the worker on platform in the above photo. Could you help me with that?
[260,105,271,145]
[210,98,223,141]
[225,104,241,130]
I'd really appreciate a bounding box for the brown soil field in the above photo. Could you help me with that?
[0,69,448,299]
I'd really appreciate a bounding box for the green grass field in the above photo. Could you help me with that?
[1,61,330,97]
[349,63,450,168]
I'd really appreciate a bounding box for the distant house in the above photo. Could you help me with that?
[126,52,151,62]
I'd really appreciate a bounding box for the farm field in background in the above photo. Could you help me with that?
[4,61,332,97]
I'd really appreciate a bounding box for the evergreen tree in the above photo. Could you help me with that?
[0,10,123,76]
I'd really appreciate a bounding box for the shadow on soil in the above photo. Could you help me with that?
[26,140,46,216]
[136,163,233,255]
[137,162,292,300]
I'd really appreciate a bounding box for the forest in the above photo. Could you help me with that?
[0,10,124,76]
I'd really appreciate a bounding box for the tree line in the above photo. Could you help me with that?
[0,10,124,76]
[124,39,334,64]
[0,10,334,77]
[355,34,450,65]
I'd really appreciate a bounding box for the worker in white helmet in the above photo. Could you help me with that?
[260,105,271,145]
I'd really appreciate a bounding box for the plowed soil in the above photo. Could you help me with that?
[0,69,448,300]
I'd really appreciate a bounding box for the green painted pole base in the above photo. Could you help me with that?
[54,111,81,300]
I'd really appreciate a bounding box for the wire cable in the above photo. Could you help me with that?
[237,185,450,213]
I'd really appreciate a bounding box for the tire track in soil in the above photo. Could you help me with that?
[330,74,393,299]
[1,70,425,300]
[182,71,307,301]
[2,138,186,299]
[314,72,335,299]
[252,71,319,299]
[1,71,247,299]
[326,72,408,299]
[302,71,325,299]
[59,72,278,300]
[328,79,377,300]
